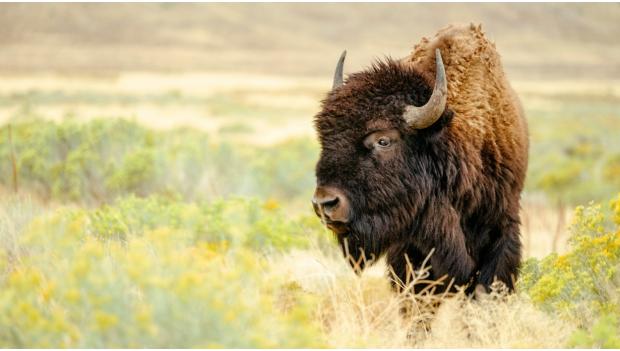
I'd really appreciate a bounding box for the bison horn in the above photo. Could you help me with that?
[332,50,347,89]
[403,48,448,129]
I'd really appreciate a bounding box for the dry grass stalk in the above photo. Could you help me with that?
[273,248,573,348]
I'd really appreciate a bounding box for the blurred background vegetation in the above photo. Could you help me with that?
[0,3,619,348]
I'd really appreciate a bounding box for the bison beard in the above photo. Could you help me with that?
[313,24,528,294]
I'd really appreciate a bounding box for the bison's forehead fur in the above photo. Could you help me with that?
[314,59,436,146]
[312,59,455,258]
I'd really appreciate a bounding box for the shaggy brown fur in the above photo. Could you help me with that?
[313,24,528,293]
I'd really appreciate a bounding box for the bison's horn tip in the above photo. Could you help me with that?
[332,50,347,90]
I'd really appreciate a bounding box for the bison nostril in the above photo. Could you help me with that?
[320,197,339,211]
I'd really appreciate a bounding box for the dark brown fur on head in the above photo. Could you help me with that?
[315,59,453,265]
[313,25,528,294]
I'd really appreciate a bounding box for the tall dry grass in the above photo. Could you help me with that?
[272,248,573,348]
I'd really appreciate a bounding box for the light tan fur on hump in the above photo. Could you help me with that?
[402,23,528,187]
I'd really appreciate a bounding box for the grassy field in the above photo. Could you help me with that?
[0,71,619,347]
[1,3,620,348]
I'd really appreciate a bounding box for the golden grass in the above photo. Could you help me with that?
[272,248,573,348]
[423,288,574,348]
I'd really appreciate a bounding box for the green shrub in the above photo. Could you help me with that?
[569,314,620,348]
[520,193,620,346]
[14,195,327,253]
[0,119,319,206]
[524,99,620,206]
[0,196,329,348]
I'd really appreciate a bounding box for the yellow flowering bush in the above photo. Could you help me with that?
[520,193,620,346]
[0,197,326,347]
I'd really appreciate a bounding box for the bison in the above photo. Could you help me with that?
[312,24,529,294]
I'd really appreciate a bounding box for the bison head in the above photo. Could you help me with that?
[312,49,452,268]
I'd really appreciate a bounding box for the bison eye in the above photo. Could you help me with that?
[376,137,391,148]
[363,129,400,151]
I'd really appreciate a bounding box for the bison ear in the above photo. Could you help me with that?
[332,50,347,90]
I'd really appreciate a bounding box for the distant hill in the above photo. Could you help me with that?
[0,3,618,79]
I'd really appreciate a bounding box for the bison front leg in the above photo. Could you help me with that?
[416,204,477,293]
[477,214,522,292]
[426,238,476,293]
